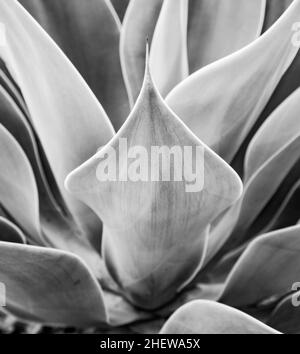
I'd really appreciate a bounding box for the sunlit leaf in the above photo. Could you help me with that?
[19,0,129,129]
[220,225,300,308]
[150,0,189,97]
[187,0,265,73]
[160,300,279,334]
[0,242,107,327]
[66,52,242,310]
[166,0,300,163]
[0,0,115,241]
[120,0,163,105]
[244,89,300,181]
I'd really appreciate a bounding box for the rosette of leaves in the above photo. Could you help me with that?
[0,0,300,334]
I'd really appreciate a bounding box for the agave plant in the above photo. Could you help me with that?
[0,0,300,334]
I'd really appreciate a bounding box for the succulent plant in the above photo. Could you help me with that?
[0,0,300,334]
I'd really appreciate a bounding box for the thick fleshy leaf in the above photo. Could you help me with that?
[187,0,265,73]
[166,0,300,163]
[268,291,300,334]
[150,0,189,97]
[110,0,130,22]
[66,54,242,310]
[0,217,26,243]
[0,242,107,326]
[120,0,163,105]
[160,300,279,334]
[0,124,41,244]
[20,0,129,130]
[0,0,114,240]
[219,225,300,308]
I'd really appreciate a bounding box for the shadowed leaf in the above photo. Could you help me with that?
[268,291,300,334]
[244,89,300,182]
[0,124,41,244]
[110,0,130,22]
[0,85,62,217]
[0,217,26,243]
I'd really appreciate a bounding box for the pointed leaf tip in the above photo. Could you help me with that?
[66,55,242,310]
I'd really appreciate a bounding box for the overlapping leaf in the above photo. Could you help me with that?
[268,290,300,334]
[0,218,26,244]
[166,0,300,163]
[0,85,62,217]
[228,90,300,249]
[0,0,114,241]
[160,300,278,334]
[187,0,265,73]
[0,242,107,327]
[110,0,130,22]
[19,0,129,129]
